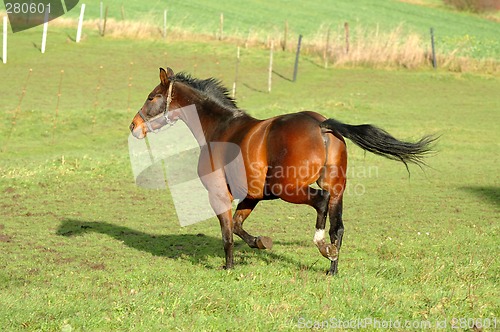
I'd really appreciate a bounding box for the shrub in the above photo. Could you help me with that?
[443,0,500,13]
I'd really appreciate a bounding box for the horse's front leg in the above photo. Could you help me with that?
[216,209,234,269]
[233,198,273,250]
[208,189,235,269]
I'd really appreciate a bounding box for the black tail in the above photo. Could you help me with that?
[320,118,437,169]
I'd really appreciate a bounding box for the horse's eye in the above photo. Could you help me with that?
[147,96,154,101]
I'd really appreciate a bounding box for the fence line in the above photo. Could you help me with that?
[0,4,480,73]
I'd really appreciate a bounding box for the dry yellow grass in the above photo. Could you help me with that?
[310,25,428,69]
[295,24,498,73]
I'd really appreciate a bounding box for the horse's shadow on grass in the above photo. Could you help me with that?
[461,186,499,207]
[57,219,315,271]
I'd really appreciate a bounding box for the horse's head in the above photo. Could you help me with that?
[130,67,179,139]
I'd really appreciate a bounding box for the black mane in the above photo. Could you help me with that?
[174,72,238,110]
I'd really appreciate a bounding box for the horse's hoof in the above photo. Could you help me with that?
[326,260,339,276]
[326,269,338,276]
[256,236,273,249]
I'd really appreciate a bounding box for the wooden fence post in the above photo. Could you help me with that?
[99,1,103,35]
[52,70,64,143]
[101,6,108,37]
[128,62,134,113]
[232,46,240,98]
[92,65,103,132]
[268,41,274,93]
[324,25,330,68]
[344,22,349,54]
[430,27,437,69]
[219,13,224,40]
[293,35,302,82]
[282,20,288,51]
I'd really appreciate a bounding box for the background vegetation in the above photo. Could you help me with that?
[444,0,500,13]
[0,0,498,330]
[13,0,498,72]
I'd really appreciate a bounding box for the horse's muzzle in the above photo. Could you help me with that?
[130,122,146,139]
[130,113,147,139]
[131,126,146,139]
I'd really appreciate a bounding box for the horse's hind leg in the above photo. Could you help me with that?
[276,186,338,261]
[327,196,344,275]
[311,189,339,262]
[233,199,272,249]
[319,142,347,275]
[319,162,346,275]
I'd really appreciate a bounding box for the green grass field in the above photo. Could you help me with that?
[1,3,499,331]
[54,0,499,60]
[3,0,499,72]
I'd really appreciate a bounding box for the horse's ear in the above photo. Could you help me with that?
[159,67,174,86]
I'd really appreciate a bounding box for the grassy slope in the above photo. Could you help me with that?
[0,21,499,332]
[55,0,500,59]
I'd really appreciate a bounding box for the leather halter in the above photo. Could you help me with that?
[138,80,176,133]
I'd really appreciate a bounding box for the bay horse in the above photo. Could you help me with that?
[129,67,435,275]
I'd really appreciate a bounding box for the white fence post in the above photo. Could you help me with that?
[99,1,103,35]
[163,9,168,39]
[2,16,7,64]
[268,41,274,93]
[76,4,86,43]
[41,9,49,53]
